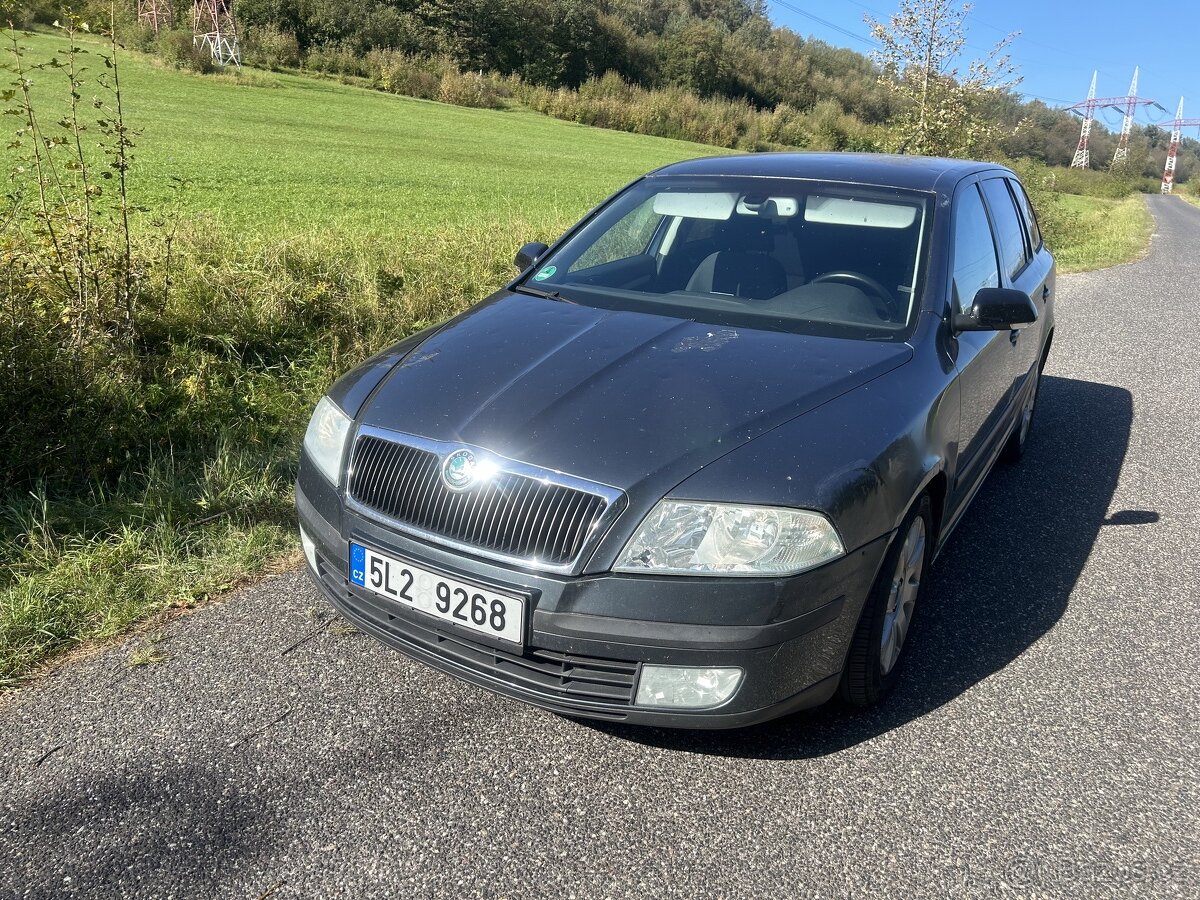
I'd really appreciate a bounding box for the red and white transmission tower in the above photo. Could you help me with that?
[1067,68,1165,170]
[137,0,173,34]
[1160,98,1200,194]
[193,0,241,67]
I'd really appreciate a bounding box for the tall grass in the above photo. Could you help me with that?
[0,23,581,685]
[292,48,884,152]
[1004,158,1155,271]
[0,446,296,682]
[0,215,568,687]
[1052,194,1154,273]
[516,72,884,152]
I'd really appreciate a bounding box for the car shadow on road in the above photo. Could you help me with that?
[590,375,1150,760]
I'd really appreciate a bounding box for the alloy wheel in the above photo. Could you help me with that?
[1019,368,1039,446]
[879,516,926,675]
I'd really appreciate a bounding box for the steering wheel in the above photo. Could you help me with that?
[809,271,898,320]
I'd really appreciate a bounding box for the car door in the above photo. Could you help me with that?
[979,177,1049,393]
[1007,176,1054,378]
[950,180,1014,491]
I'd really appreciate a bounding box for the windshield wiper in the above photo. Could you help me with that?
[512,283,576,304]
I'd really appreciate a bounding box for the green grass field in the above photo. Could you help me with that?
[0,27,1160,687]
[13,30,715,236]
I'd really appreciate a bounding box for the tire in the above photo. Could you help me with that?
[838,495,933,708]
[1001,364,1040,464]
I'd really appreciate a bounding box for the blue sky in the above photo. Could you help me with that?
[767,0,1200,130]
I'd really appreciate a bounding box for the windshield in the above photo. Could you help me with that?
[520,176,932,341]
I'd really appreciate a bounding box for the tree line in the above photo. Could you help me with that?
[239,0,1200,181]
[10,0,1199,181]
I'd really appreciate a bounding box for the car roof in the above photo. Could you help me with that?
[646,152,1009,193]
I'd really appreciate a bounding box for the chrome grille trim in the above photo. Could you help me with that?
[345,426,625,575]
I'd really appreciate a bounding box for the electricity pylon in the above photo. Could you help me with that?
[137,0,173,33]
[1160,98,1200,194]
[1112,68,1141,169]
[1070,72,1098,169]
[1067,69,1166,170]
[193,0,241,67]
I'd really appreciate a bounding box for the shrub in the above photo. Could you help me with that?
[1005,159,1078,253]
[302,43,369,78]
[517,70,887,152]
[367,49,453,100]
[1050,165,1143,200]
[244,25,300,71]
[157,28,215,74]
[1,19,156,485]
[437,69,505,108]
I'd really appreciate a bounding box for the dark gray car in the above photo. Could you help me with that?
[296,153,1054,728]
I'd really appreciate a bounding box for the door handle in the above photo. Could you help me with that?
[1042,285,1050,301]
[1010,329,1020,345]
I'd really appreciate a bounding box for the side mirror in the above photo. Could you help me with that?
[954,287,1039,332]
[514,241,549,272]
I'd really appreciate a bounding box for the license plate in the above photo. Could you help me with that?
[349,542,524,644]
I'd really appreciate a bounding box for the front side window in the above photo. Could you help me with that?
[570,198,661,272]
[520,176,931,342]
[980,178,1029,280]
[952,184,1000,314]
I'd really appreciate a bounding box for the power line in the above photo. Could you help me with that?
[772,0,1020,67]
[769,1,1176,124]
[1018,91,1075,105]
[864,0,1116,72]
[835,0,1012,58]
[769,0,880,48]
[916,2,1175,94]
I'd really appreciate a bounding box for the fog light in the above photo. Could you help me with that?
[635,665,743,709]
[299,526,318,573]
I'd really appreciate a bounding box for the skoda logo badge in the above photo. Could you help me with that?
[441,449,477,491]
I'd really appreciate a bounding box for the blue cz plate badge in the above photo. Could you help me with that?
[349,542,525,644]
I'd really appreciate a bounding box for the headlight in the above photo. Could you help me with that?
[614,500,844,576]
[302,396,352,486]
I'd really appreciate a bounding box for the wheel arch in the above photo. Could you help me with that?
[1039,327,1054,372]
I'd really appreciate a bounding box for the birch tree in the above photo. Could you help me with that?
[867,0,1020,158]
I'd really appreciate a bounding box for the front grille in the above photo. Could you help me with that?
[320,556,638,710]
[347,434,611,568]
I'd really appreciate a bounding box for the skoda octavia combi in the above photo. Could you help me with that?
[296,153,1054,728]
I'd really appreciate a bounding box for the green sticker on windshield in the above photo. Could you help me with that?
[533,265,556,282]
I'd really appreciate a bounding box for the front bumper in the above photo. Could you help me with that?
[297,460,890,729]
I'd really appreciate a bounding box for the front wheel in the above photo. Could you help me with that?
[838,495,932,708]
[1001,365,1040,464]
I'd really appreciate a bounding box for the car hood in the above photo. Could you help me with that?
[360,292,912,499]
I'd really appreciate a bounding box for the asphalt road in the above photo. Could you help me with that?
[3,196,1199,900]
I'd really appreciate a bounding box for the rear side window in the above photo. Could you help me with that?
[951,184,1000,314]
[1009,179,1043,250]
[981,178,1030,280]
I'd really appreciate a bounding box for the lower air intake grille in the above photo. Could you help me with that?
[318,555,638,709]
